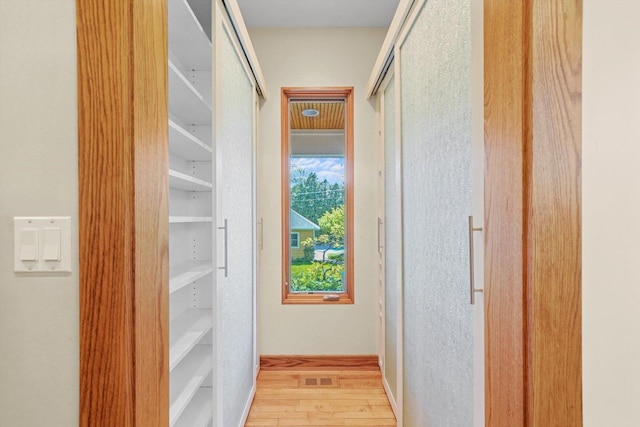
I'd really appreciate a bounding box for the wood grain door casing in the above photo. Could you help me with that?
[77,1,169,425]
[484,0,582,425]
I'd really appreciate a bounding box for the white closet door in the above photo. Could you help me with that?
[470,0,485,423]
[382,73,400,411]
[215,11,256,427]
[398,0,477,425]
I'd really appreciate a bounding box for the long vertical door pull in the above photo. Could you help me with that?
[377,217,384,253]
[258,218,264,250]
[468,215,483,304]
[218,219,228,277]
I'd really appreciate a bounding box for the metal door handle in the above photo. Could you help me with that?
[377,217,383,253]
[468,215,483,304]
[218,219,228,277]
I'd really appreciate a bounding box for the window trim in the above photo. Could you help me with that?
[281,87,355,304]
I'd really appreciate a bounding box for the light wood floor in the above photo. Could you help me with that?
[245,369,397,426]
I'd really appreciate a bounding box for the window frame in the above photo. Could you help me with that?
[290,232,300,249]
[281,87,355,304]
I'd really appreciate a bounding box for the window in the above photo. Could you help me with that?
[290,232,300,248]
[281,87,354,304]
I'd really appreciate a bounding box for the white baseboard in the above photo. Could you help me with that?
[382,375,400,423]
[238,382,257,427]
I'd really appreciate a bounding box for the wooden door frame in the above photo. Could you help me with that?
[77,1,169,425]
[484,0,582,425]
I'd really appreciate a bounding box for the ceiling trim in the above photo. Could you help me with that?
[221,0,269,98]
[366,0,415,98]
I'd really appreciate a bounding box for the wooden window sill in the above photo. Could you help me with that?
[282,293,354,305]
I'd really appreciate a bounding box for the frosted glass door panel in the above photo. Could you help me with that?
[383,75,398,403]
[218,25,255,427]
[400,0,473,425]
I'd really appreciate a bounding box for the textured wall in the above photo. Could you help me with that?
[400,0,473,425]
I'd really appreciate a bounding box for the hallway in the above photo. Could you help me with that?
[245,369,395,426]
[5,0,632,425]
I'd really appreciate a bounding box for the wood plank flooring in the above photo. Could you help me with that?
[245,370,396,426]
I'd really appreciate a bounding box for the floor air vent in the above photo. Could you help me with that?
[300,375,338,388]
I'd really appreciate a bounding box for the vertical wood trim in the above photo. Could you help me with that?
[528,1,582,425]
[523,1,535,422]
[281,89,291,303]
[77,0,169,425]
[132,0,170,424]
[484,1,527,424]
[345,88,355,304]
[485,0,582,425]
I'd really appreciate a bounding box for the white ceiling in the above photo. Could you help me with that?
[235,0,400,28]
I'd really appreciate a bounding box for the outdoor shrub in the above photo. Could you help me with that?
[327,252,344,261]
[301,238,315,262]
[290,261,344,292]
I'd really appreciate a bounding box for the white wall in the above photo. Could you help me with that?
[583,1,640,426]
[251,28,385,355]
[0,1,78,426]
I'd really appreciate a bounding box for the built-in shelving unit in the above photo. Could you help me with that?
[168,0,214,425]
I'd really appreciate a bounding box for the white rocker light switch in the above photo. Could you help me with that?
[42,228,61,261]
[19,228,38,261]
[14,217,71,273]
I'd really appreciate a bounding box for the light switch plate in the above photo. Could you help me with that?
[14,217,71,273]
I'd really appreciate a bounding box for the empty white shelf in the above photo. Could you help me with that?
[170,261,214,294]
[170,346,212,426]
[169,169,213,192]
[169,61,211,125]
[170,309,213,371]
[169,120,212,161]
[169,216,213,223]
[168,0,211,71]
[174,388,213,427]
